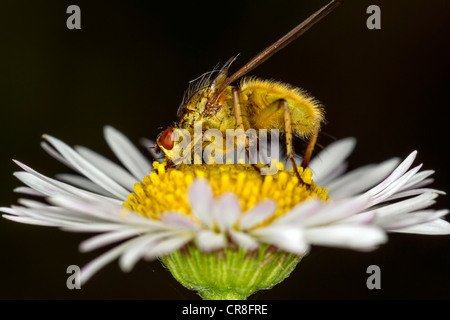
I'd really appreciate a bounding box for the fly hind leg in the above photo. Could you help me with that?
[301,126,319,169]
[278,99,320,182]
[276,99,303,182]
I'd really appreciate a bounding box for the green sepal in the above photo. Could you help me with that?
[160,244,302,300]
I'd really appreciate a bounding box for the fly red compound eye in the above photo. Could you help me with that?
[160,128,174,150]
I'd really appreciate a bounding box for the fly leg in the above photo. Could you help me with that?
[276,99,303,182]
[232,87,260,172]
[301,127,319,169]
[165,159,176,170]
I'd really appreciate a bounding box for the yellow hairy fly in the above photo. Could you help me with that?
[155,1,342,180]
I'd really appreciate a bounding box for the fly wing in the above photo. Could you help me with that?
[178,55,239,117]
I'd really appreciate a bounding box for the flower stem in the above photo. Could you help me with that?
[199,290,247,300]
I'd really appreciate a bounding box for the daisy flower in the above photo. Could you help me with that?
[1,126,448,300]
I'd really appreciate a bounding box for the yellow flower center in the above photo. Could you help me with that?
[124,162,329,223]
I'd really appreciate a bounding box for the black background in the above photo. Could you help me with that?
[1,0,449,300]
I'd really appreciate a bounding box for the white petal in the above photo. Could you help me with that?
[195,230,226,252]
[213,193,241,231]
[76,145,137,191]
[365,192,439,218]
[14,200,94,222]
[384,188,445,201]
[48,196,126,223]
[81,239,134,284]
[13,186,44,197]
[2,214,58,226]
[238,200,276,230]
[397,170,435,191]
[0,207,21,216]
[315,162,348,186]
[119,234,161,272]
[103,126,152,180]
[229,230,259,250]
[48,195,161,226]
[188,179,214,228]
[369,165,422,205]
[308,137,356,182]
[302,195,371,228]
[251,226,308,254]
[304,225,387,250]
[40,141,76,171]
[17,198,50,209]
[272,199,322,226]
[143,234,193,259]
[328,158,400,199]
[43,135,130,199]
[13,161,121,205]
[56,173,116,197]
[62,223,131,233]
[7,205,93,226]
[377,209,449,230]
[2,206,62,226]
[390,218,450,235]
[402,178,434,191]
[366,151,417,196]
[160,213,200,230]
[14,171,67,198]
[339,211,377,225]
[80,228,147,252]
[120,231,191,271]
